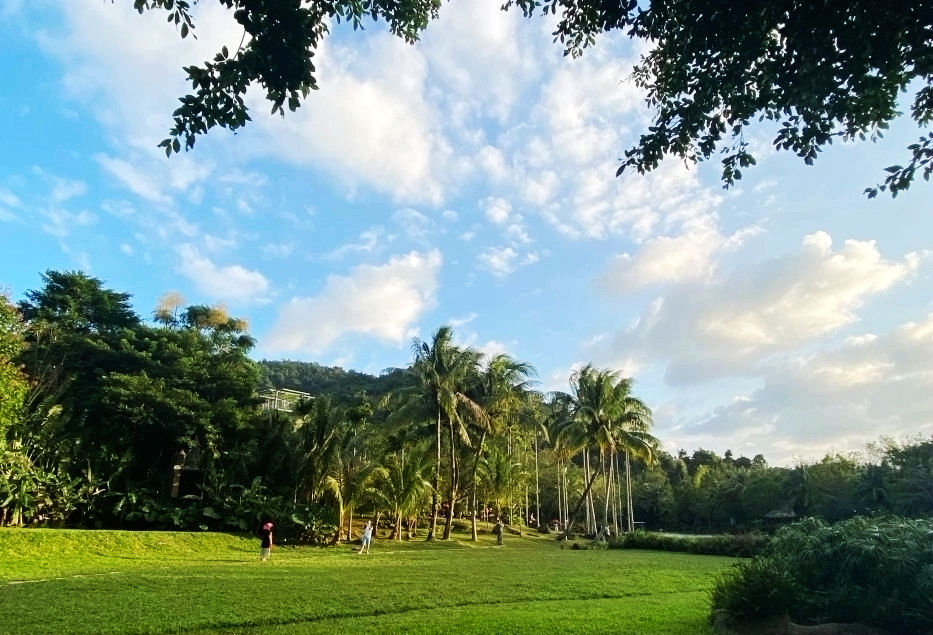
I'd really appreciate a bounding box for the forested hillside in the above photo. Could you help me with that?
[257,359,408,402]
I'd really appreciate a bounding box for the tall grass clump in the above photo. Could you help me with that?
[710,516,933,633]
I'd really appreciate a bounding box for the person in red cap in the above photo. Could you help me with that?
[259,521,274,561]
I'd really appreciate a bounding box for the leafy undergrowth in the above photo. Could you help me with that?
[710,516,933,634]
[0,527,734,634]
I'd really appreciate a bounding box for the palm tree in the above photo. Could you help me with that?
[608,377,658,532]
[372,447,434,540]
[329,414,381,544]
[291,397,342,511]
[478,445,525,524]
[409,326,483,540]
[466,354,537,540]
[553,364,658,537]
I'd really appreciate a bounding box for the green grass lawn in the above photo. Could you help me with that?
[0,527,736,634]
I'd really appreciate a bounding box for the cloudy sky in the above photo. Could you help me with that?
[2,1,931,466]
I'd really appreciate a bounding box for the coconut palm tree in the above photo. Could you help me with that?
[371,447,434,540]
[478,444,526,525]
[408,326,483,540]
[606,377,657,532]
[466,354,537,540]
[292,396,343,507]
[553,364,658,536]
[329,410,382,544]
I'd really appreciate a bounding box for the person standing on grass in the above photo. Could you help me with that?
[358,520,373,554]
[259,522,274,561]
[494,518,504,545]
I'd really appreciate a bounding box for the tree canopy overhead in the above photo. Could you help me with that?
[135,0,932,197]
[515,0,933,197]
[132,0,441,155]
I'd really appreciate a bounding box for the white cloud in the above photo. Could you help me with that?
[262,242,294,258]
[392,208,435,242]
[600,216,763,291]
[478,246,518,277]
[422,0,541,122]
[46,2,242,149]
[264,250,442,355]
[679,313,933,465]
[95,154,171,205]
[203,233,238,254]
[0,188,22,208]
[328,228,384,259]
[41,208,96,238]
[477,146,508,182]
[483,197,512,225]
[479,340,510,360]
[176,244,270,303]
[612,231,925,385]
[254,35,450,204]
[449,312,478,327]
[49,177,86,203]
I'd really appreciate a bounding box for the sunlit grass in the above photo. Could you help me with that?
[0,527,734,634]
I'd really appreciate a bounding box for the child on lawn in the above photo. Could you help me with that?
[260,522,274,561]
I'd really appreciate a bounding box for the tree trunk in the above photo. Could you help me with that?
[602,451,611,529]
[470,430,487,541]
[584,450,595,534]
[556,457,563,531]
[560,459,603,540]
[625,450,634,532]
[534,431,540,527]
[442,419,459,540]
[427,408,442,541]
[612,452,622,535]
[562,460,570,530]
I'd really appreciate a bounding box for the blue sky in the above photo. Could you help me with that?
[2,0,931,465]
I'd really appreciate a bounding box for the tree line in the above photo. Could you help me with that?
[1,271,930,539]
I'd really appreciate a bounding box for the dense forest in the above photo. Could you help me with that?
[2,271,930,541]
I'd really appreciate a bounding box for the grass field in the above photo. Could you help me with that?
[0,527,736,634]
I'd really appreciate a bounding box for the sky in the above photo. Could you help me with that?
[1,1,931,466]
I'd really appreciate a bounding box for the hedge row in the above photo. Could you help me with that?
[608,530,768,557]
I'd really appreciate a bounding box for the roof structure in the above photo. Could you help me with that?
[259,388,311,412]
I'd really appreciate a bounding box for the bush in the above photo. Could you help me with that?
[709,516,933,633]
[609,530,768,557]
[710,557,798,623]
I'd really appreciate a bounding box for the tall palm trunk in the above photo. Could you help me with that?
[602,451,611,529]
[442,420,459,540]
[613,451,624,534]
[470,430,488,541]
[560,459,603,539]
[534,431,540,526]
[625,450,634,532]
[556,456,563,530]
[427,408,441,541]
[584,450,596,534]
[562,461,570,529]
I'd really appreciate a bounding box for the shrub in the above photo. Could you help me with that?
[710,557,798,623]
[609,530,768,557]
[709,516,933,633]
